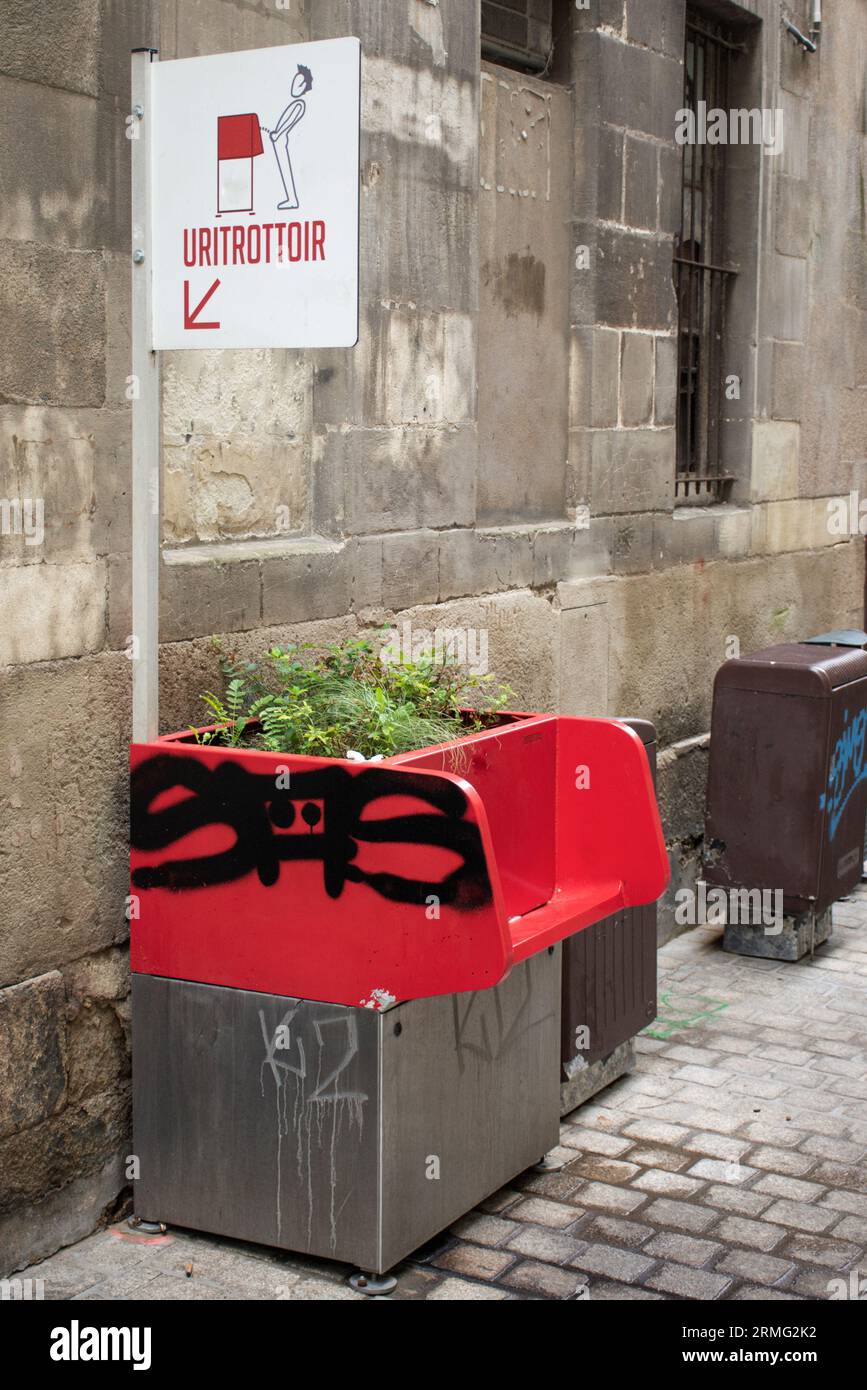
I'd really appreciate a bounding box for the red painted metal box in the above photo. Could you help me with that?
[130,713,668,1007]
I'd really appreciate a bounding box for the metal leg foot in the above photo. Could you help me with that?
[127,1215,167,1235]
[349,1271,397,1296]
[532,1151,567,1174]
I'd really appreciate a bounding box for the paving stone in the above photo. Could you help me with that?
[801,1134,867,1163]
[646,1263,732,1300]
[632,1169,706,1198]
[785,1084,844,1112]
[72,1268,166,1300]
[704,1034,759,1055]
[829,1214,867,1243]
[639,1103,744,1134]
[449,1214,520,1247]
[576,1214,655,1248]
[642,1199,718,1234]
[781,1234,864,1269]
[505,1226,584,1265]
[683,1133,752,1162]
[729,1286,802,1300]
[756,1045,814,1068]
[569,1156,641,1184]
[642,1232,722,1267]
[500,1260,586,1299]
[569,1243,656,1284]
[716,1249,795,1285]
[560,1127,633,1157]
[663,1045,723,1066]
[813,1053,865,1077]
[687,1159,757,1185]
[508,1197,581,1229]
[712,1216,787,1252]
[573,1182,650,1216]
[625,1145,690,1172]
[728,1076,790,1100]
[621,1118,691,1145]
[748,1145,820,1176]
[829,1077,867,1101]
[433,1244,516,1281]
[478,1186,521,1213]
[672,1083,755,1111]
[762,1199,839,1234]
[734,1054,801,1080]
[123,1272,259,1301]
[564,1103,624,1132]
[516,1171,585,1201]
[752,1173,827,1203]
[819,1190,867,1219]
[426,1278,512,1300]
[608,1074,673,1103]
[789,1267,851,1298]
[382,1267,443,1300]
[742,1122,807,1148]
[702,1185,775,1221]
[671,1064,731,1088]
[585,1281,666,1300]
[811,1038,862,1060]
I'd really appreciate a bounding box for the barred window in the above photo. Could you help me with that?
[674,9,741,501]
[481,0,554,73]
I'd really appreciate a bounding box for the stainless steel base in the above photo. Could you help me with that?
[132,948,560,1274]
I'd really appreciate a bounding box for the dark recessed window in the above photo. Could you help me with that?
[481,0,553,74]
[675,8,742,501]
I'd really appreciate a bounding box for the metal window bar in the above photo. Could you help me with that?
[481,0,553,72]
[674,14,739,500]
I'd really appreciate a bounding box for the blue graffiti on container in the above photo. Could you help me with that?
[823,706,867,841]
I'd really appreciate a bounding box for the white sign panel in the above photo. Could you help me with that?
[150,37,360,349]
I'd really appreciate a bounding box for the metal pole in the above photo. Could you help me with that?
[131,48,160,742]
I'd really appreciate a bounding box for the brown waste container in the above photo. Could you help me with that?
[705,643,867,915]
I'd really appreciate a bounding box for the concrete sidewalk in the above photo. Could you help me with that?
[16,892,867,1301]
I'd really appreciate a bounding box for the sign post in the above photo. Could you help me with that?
[129,37,361,739]
[130,48,160,743]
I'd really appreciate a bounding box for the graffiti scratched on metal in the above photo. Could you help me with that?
[451,971,555,1075]
[259,1006,367,1251]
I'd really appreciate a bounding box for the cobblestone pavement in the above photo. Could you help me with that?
[19,890,867,1301]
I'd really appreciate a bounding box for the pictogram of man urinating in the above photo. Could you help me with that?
[264,64,313,211]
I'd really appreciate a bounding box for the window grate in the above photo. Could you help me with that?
[481,0,553,73]
[675,12,739,501]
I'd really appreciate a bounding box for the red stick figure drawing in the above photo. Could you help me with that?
[263,64,312,211]
[216,113,264,216]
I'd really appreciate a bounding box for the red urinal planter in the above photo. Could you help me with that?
[130,713,668,1007]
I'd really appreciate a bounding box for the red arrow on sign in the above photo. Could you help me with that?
[184,278,221,330]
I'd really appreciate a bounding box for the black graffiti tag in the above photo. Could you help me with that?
[130,754,491,910]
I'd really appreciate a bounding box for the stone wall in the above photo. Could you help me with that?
[0,0,864,1271]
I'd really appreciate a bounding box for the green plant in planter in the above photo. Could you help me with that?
[191,633,515,760]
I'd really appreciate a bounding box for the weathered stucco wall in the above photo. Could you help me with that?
[1,0,865,1271]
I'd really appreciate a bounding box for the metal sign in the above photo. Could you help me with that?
[129,38,360,743]
[149,38,360,349]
